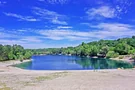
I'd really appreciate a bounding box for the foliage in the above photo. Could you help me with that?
[114,43,131,55]
[132,55,135,60]
[0,44,33,61]
[106,51,119,58]
[0,36,135,61]
[40,36,135,58]
[99,46,109,57]
[119,56,124,59]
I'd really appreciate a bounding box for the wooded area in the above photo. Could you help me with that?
[0,36,135,61]
[44,36,135,58]
[0,44,32,61]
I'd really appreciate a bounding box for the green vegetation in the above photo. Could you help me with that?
[119,56,124,59]
[38,36,135,58]
[132,55,135,60]
[106,51,119,58]
[0,82,11,90]
[0,36,135,61]
[0,44,33,61]
[35,72,68,81]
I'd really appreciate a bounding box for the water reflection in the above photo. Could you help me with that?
[75,57,133,69]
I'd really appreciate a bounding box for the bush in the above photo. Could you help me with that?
[128,50,135,54]
[132,55,135,60]
[106,51,119,58]
[119,56,124,59]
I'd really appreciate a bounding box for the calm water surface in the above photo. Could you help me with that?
[15,55,133,70]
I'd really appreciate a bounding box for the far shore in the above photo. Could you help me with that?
[111,55,135,63]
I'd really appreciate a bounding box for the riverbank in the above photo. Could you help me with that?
[0,60,135,90]
[111,55,134,63]
[0,59,31,72]
[0,68,135,90]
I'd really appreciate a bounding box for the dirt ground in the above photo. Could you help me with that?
[0,61,135,90]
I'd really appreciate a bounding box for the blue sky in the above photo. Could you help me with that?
[0,0,135,49]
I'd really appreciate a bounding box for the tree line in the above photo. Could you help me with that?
[0,44,33,61]
[43,36,135,58]
[0,36,135,61]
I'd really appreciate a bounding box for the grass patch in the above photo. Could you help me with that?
[0,82,11,90]
[119,56,124,59]
[21,72,69,86]
[36,76,52,81]
[35,71,68,81]
[23,81,35,86]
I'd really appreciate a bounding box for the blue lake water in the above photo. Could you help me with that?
[15,55,133,70]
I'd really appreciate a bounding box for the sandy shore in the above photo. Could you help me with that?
[0,60,135,90]
[111,55,135,63]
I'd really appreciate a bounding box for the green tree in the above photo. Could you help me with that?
[24,51,32,59]
[115,43,131,55]
[0,44,32,61]
[89,46,99,56]
[99,46,109,57]
[106,51,119,58]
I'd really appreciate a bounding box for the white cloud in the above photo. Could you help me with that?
[3,7,67,24]
[32,7,67,25]
[17,29,27,32]
[0,28,43,47]
[46,0,69,4]
[0,1,6,6]
[39,29,90,40]
[0,36,43,48]
[38,23,135,40]
[0,39,27,45]
[21,43,78,49]
[3,12,38,21]
[52,17,67,25]
[20,37,42,43]
[0,32,18,39]
[86,6,116,19]
[114,0,132,14]
[86,0,133,20]
[57,26,72,29]
[89,23,135,39]
[1,22,135,48]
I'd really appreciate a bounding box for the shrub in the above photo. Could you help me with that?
[106,51,119,58]
[119,56,124,59]
[132,55,135,60]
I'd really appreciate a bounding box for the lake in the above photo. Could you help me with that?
[15,55,133,70]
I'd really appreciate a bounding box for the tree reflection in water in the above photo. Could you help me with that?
[75,57,133,70]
